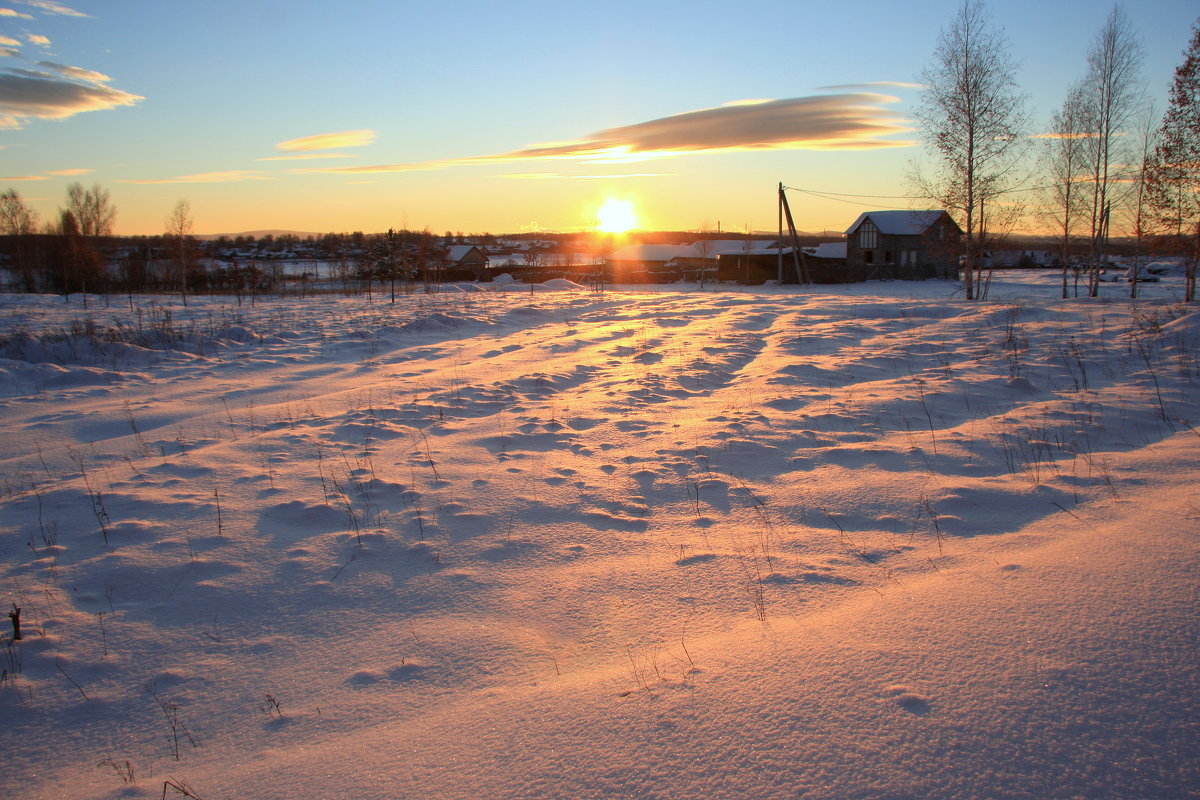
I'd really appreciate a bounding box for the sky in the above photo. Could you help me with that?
[0,0,1197,237]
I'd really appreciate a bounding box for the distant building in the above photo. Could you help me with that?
[442,245,490,280]
[609,240,780,283]
[844,210,962,280]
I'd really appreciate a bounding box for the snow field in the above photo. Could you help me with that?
[1,273,1197,799]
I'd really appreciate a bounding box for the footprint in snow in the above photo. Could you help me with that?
[883,684,932,715]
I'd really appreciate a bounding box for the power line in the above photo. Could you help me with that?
[782,185,919,200]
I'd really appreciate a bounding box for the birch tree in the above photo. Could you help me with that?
[916,0,1028,301]
[1124,107,1159,298]
[64,182,116,238]
[0,189,38,235]
[1040,84,1092,298]
[0,189,41,292]
[165,199,195,304]
[1079,6,1143,297]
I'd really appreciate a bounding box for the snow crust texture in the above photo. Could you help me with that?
[1,275,1197,800]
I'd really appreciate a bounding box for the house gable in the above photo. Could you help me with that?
[844,210,962,280]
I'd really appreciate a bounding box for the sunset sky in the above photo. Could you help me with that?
[1,0,1196,236]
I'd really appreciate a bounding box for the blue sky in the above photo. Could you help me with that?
[2,0,1196,235]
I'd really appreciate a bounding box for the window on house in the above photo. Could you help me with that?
[859,220,878,249]
[863,251,874,264]
[885,250,893,263]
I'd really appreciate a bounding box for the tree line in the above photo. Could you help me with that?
[918,1,1200,301]
[0,185,450,301]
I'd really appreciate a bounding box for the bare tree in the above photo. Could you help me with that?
[0,188,38,235]
[52,209,104,299]
[916,0,1028,300]
[1040,84,1092,298]
[65,182,116,238]
[1079,5,1144,297]
[1124,106,1159,298]
[1148,18,1200,302]
[165,199,196,304]
[0,189,41,291]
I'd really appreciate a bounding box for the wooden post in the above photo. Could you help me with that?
[8,604,20,641]
[777,183,784,283]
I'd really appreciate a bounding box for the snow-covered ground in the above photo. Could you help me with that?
[2,273,1197,800]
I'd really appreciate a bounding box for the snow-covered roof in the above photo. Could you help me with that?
[609,244,700,262]
[611,241,781,262]
[844,210,948,236]
[717,246,796,257]
[804,242,847,259]
[692,240,778,256]
[446,245,485,262]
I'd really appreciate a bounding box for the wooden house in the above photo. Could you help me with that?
[442,245,490,280]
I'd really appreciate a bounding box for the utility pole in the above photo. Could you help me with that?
[779,184,810,284]
[777,183,784,283]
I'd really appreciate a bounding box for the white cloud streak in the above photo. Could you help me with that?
[298,94,916,176]
[275,129,376,152]
[119,170,273,185]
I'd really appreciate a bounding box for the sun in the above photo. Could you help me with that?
[596,198,638,233]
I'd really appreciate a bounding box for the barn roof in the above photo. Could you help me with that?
[844,210,949,236]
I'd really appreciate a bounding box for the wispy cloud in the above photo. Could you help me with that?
[46,167,92,175]
[120,170,273,185]
[0,9,35,19]
[38,61,111,83]
[258,152,356,162]
[297,94,916,176]
[501,172,669,180]
[275,129,375,153]
[25,33,50,47]
[818,81,926,91]
[1030,132,1099,140]
[0,47,19,57]
[0,62,142,128]
[20,0,90,17]
[0,35,21,46]
[0,174,46,180]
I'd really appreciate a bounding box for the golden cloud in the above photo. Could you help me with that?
[46,167,92,175]
[298,94,916,176]
[26,34,49,46]
[258,153,356,162]
[119,170,274,185]
[1030,132,1100,140]
[0,9,34,19]
[275,129,376,153]
[22,1,90,17]
[38,61,111,83]
[500,172,668,180]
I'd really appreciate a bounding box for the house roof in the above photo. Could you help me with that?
[844,210,949,236]
[804,242,848,259]
[692,240,778,256]
[611,241,781,262]
[446,245,485,262]
[609,244,699,262]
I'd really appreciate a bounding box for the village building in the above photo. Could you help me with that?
[441,244,490,280]
[844,210,962,280]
